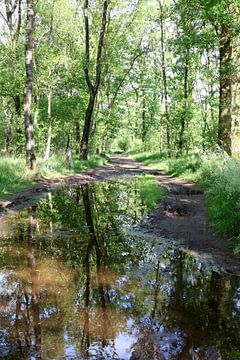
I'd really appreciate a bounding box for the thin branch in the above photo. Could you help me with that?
[94,0,109,92]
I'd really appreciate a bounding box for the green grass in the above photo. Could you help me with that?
[130,151,240,255]
[137,174,165,210]
[0,154,109,199]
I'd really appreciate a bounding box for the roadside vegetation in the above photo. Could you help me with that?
[0,155,108,199]
[0,0,239,257]
[130,151,240,255]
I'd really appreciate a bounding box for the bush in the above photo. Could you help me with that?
[118,138,130,152]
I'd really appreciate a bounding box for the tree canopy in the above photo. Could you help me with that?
[0,0,239,166]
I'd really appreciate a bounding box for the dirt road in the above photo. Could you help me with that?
[1,154,239,273]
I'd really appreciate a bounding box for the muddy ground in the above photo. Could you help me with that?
[0,154,239,274]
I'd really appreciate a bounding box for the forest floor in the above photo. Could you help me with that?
[0,154,239,274]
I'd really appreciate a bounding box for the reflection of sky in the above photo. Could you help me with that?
[88,330,137,360]
[115,332,137,359]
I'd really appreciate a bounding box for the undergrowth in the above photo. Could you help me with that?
[0,154,109,198]
[130,151,240,255]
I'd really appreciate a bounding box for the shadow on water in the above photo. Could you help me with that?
[0,177,239,360]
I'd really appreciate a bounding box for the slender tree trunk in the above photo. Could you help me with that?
[44,89,52,160]
[159,0,171,155]
[80,0,109,160]
[202,101,208,150]
[14,95,21,116]
[76,121,80,155]
[28,207,42,358]
[4,1,22,152]
[218,25,233,155]
[2,98,13,153]
[66,130,72,168]
[231,36,240,155]
[142,90,147,148]
[179,48,189,155]
[24,0,36,169]
[80,95,96,160]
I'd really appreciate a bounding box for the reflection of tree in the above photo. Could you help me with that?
[151,260,161,319]
[80,184,109,354]
[28,207,42,359]
[2,181,240,359]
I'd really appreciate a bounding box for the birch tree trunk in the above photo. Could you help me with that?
[24,0,36,169]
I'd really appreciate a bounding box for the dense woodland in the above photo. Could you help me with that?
[0,0,239,167]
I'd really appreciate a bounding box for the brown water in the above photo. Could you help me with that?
[0,180,239,360]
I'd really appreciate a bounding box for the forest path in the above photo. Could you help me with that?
[0,154,239,273]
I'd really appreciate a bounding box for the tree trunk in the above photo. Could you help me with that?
[28,207,42,357]
[142,90,147,148]
[24,0,36,169]
[231,36,240,155]
[179,48,189,155]
[4,1,22,153]
[76,121,80,155]
[218,24,233,155]
[2,98,13,154]
[44,89,52,160]
[159,0,171,156]
[14,95,21,117]
[80,95,96,160]
[66,130,72,168]
[80,0,109,160]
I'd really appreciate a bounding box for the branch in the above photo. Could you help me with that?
[83,0,94,94]
[0,10,8,25]
[15,0,22,42]
[94,0,109,92]
[110,49,145,107]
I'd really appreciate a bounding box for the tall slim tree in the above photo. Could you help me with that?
[80,0,109,160]
[158,0,171,155]
[24,0,35,169]
[198,0,240,155]
[218,20,239,155]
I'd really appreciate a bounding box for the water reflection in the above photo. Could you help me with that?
[0,179,239,360]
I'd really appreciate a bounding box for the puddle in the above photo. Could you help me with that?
[0,178,239,360]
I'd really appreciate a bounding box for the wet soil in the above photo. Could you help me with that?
[0,154,239,274]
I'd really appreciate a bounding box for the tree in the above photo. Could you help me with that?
[24,0,36,169]
[80,0,110,160]
[198,0,240,155]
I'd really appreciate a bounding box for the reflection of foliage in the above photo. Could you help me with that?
[0,181,239,359]
[128,249,240,359]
